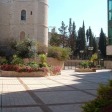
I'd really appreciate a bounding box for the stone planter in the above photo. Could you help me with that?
[47,58,64,70]
[75,68,96,72]
[24,57,64,70]
[50,71,61,76]
[1,71,48,77]
[1,70,61,77]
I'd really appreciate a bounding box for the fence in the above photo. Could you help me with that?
[64,60,112,70]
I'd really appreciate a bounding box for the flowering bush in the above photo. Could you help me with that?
[50,66,61,74]
[1,64,18,71]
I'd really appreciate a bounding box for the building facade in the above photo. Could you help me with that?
[0,0,48,46]
[107,0,112,56]
[108,0,112,45]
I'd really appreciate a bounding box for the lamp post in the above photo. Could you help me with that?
[88,47,93,59]
[80,50,84,60]
[97,49,101,65]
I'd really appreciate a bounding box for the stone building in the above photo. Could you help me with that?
[107,0,112,56]
[0,0,48,46]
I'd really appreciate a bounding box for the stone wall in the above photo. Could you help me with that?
[0,0,48,46]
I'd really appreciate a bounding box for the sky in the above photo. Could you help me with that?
[48,0,107,37]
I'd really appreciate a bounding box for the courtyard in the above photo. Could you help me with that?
[0,69,112,112]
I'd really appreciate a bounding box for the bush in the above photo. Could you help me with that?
[48,46,71,61]
[10,37,35,58]
[37,43,48,55]
[82,80,112,112]
[11,55,24,65]
[26,62,38,68]
[0,57,8,65]
[38,54,49,68]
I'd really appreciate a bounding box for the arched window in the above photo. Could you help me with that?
[20,31,25,40]
[21,10,26,20]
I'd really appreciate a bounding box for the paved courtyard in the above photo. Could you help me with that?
[0,69,112,112]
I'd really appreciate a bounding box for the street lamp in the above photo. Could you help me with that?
[97,49,101,65]
[88,47,93,59]
[80,50,84,59]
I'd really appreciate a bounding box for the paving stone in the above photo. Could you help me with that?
[2,107,43,112]
[0,85,2,92]
[70,82,99,90]
[54,80,81,85]
[46,84,74,91]
[27,85,50,91]
[40,80,59,84]
[85,90,97,96]
[34,91,95,104]
[2,80,21,85]
[2,92,37,106]
[3,85,25,92]
[21,80,42,85]
[49,104,83,112]
[0,93,1,106]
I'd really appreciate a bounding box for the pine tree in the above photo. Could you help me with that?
[58,21,68,48]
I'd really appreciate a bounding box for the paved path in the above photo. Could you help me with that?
[0,70,112,112]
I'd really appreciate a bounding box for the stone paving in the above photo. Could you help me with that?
[0,69,112,112]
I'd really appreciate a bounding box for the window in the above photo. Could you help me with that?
[30,11,32,15]
[109,0,112,11]
[21,10,26,20]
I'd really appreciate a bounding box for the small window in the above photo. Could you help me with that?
[21,10,26,20]
[30,11,32,15]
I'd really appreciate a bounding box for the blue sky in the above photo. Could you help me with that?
[48,0,107,37]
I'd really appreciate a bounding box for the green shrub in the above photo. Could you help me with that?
[82,80,112,112]
[11,55,24,65]
[26,62,38,68]
[48,46,71,61]
[0,57,8,65]
[10,37,35,58]
[38,54,48,68]
[37,43,48,54]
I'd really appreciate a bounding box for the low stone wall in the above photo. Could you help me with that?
[104,61,112,69]
[75,68,96,72]
[24,57,64,70]
[1,71,48,77]
[0,71,60,77]
[47,58,64,69]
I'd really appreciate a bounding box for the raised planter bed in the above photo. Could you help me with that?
[75,68,96,72]
[0,71,61,77]
[1,71,48,77]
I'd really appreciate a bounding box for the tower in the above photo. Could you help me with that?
[0,0,48,46]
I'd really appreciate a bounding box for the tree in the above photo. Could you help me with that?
[71,22,77,53]
[86,27,94,47]
[68,19,77,57]
[77,22,86,51]
[99,28,106,58]
[68,18,72,36]
[93,37,97,53]
[58,21,68,48]
[50,32,61,46]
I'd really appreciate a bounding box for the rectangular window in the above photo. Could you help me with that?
[30,11,32,15]
[109,0,112,11]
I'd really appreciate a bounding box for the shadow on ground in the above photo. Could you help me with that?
[0,70,112,112]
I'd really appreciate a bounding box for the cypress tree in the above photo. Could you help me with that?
[99,28,106,58]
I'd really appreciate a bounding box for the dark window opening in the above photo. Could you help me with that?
[21,10,26,20]
[30,11,32,15]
